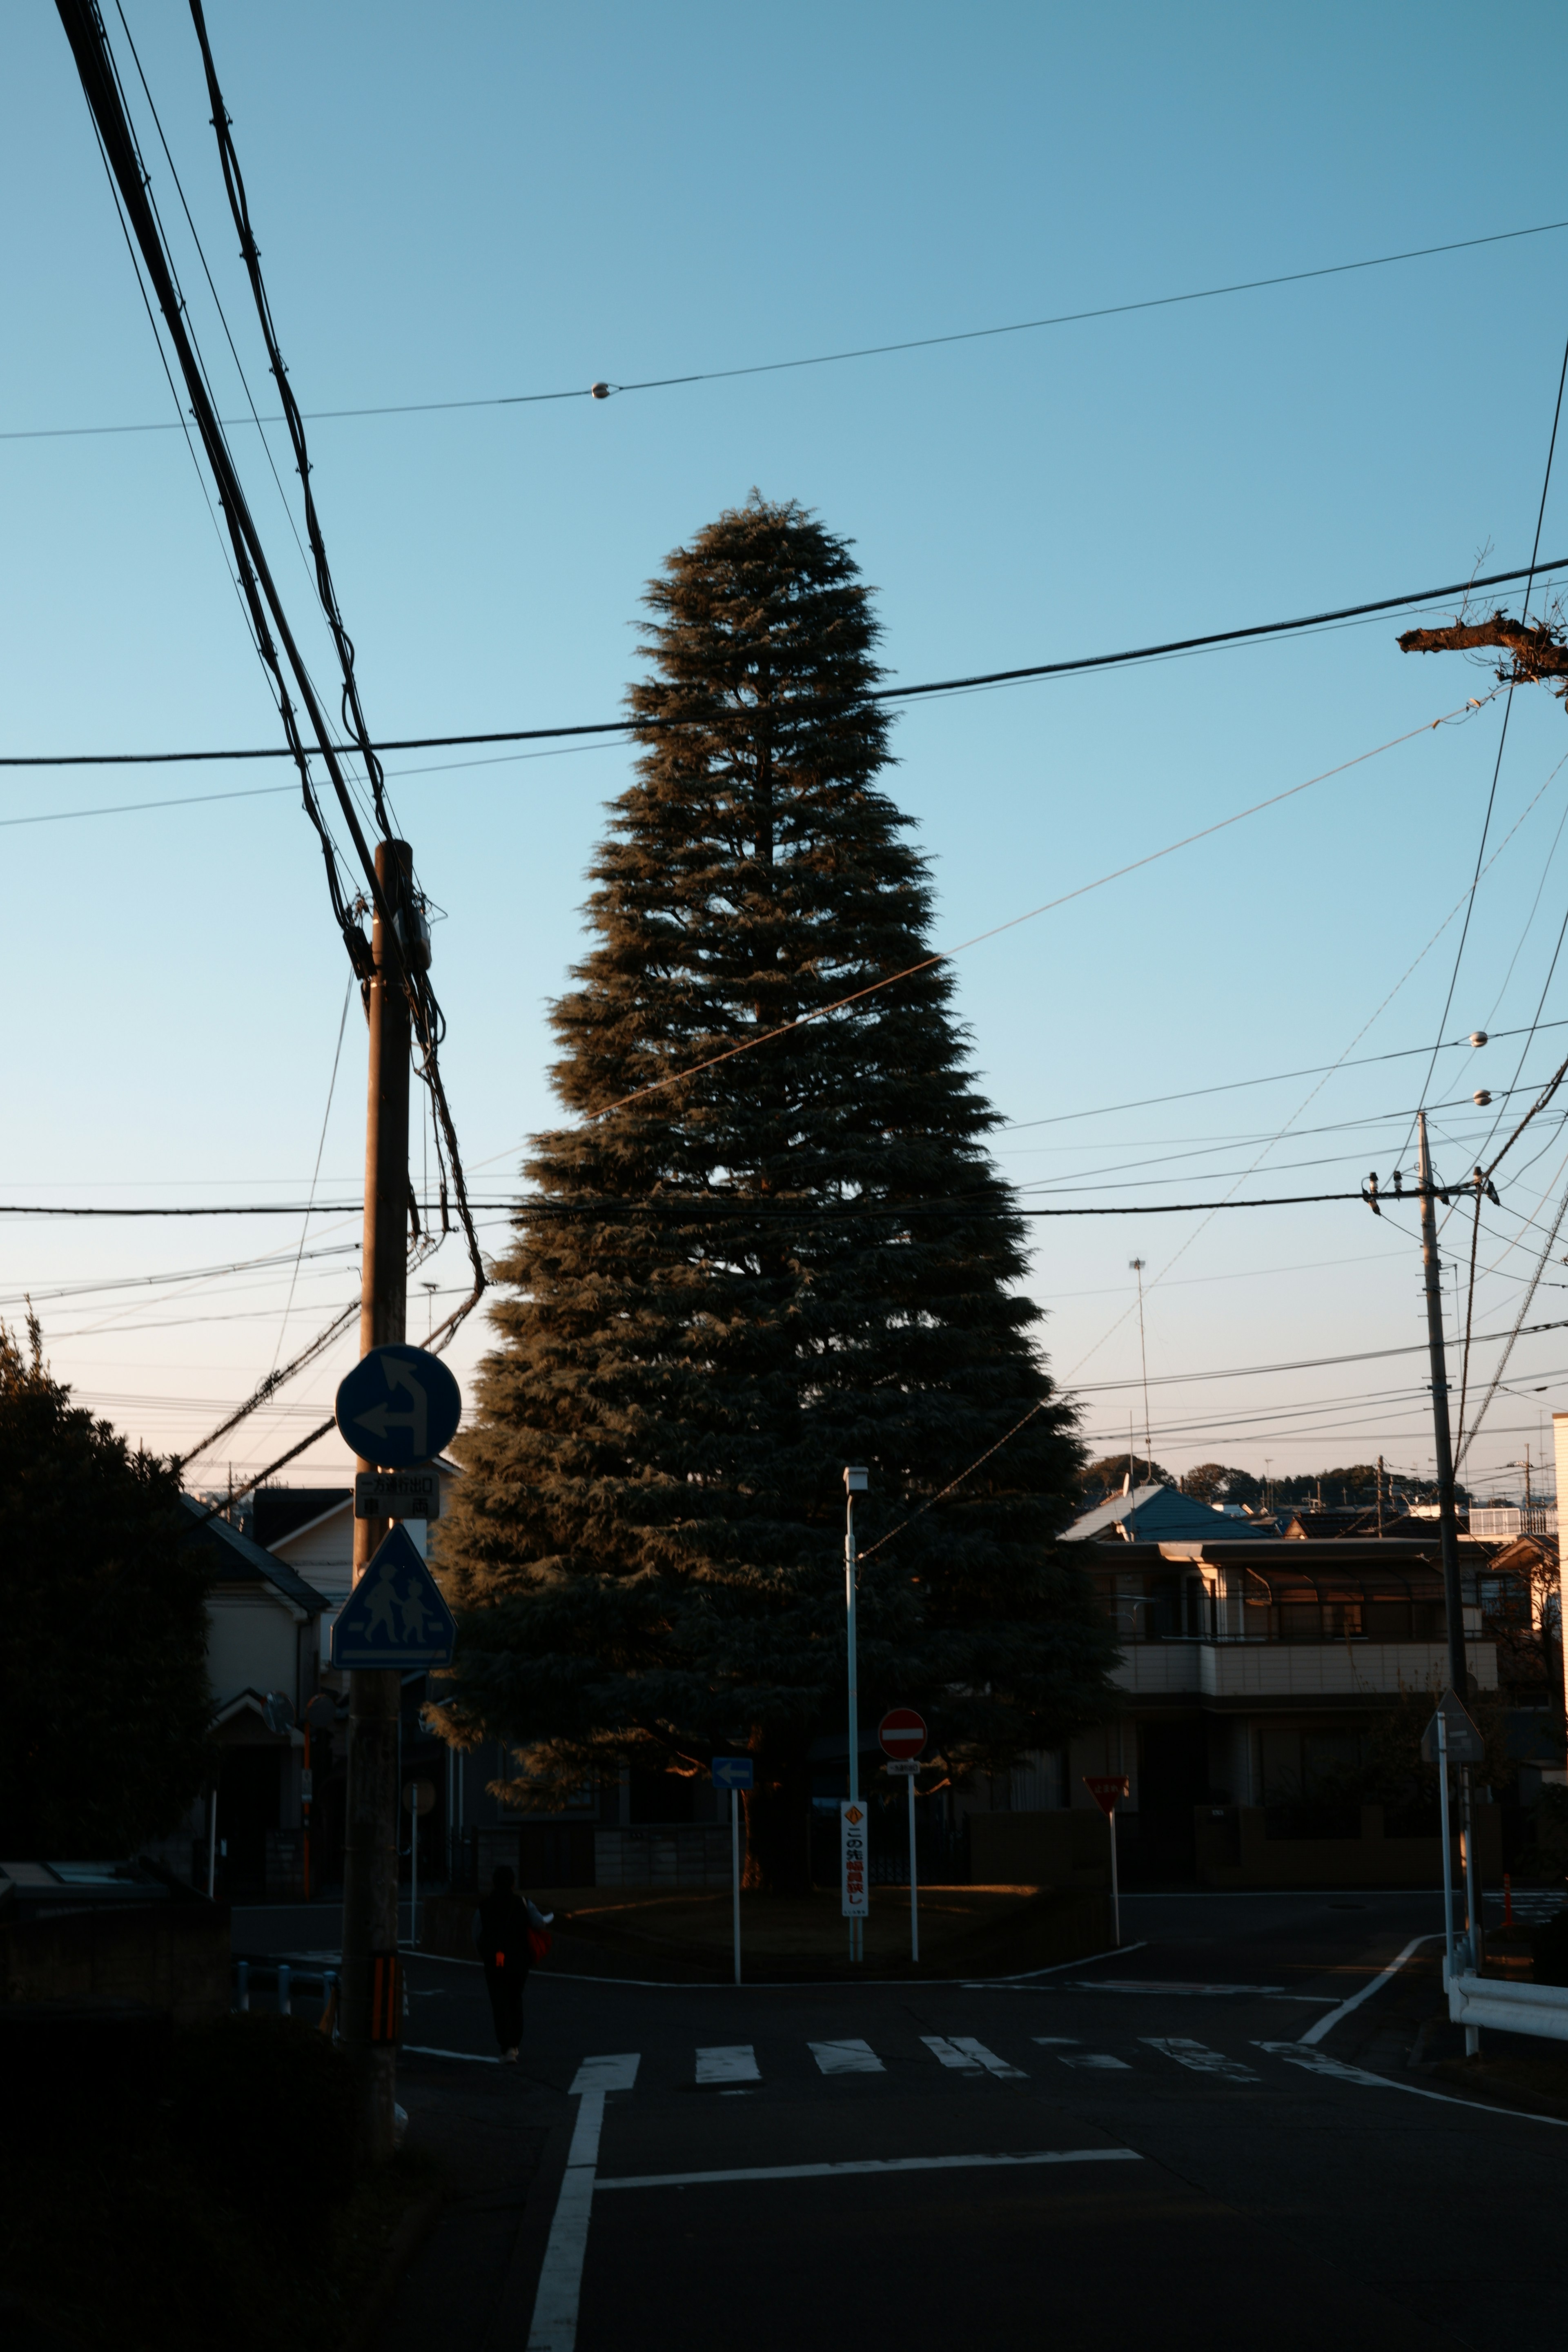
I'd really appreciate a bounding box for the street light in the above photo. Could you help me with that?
[844,1466,869,1965]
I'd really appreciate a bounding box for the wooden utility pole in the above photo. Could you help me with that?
[1417,1113,1468,1697]
[339,839,412,2159]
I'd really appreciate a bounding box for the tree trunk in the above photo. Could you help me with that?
[742,1742,813,1894]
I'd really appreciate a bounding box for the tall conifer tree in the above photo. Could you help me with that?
[434,496,1116,1890]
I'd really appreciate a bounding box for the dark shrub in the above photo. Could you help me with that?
[174,2014,358,2210]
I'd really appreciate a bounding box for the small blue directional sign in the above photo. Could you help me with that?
[330,1524,457,1670]
[712,1756,755,1791]
[335,1343,462,1470]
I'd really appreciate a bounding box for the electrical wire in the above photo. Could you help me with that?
[6,214,1566,443]
[3,557,1555,769]
[268,976,352,1378]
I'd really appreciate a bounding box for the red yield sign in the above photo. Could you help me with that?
[879,1708,928,1762]
[1082,1775,1130,1816]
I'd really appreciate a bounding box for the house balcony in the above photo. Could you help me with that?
[1110,1636,1497,1702]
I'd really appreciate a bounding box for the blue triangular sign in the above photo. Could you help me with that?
[330,1524,456,1669]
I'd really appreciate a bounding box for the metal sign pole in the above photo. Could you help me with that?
[1109,1804,1121,1949]
[1437,1711,1455,1984]
[908,1772,920,1964]
[844,1468,867,1965]
[732,1788,742,1987]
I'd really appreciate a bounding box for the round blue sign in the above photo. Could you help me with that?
[334,1343,463,1468]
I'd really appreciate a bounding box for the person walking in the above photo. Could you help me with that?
[472,1865,553,2062]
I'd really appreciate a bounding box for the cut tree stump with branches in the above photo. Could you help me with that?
[1399,608,1568,699]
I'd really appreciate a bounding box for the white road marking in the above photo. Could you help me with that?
[1256,2041,1568,2125]
[949,2037,1028,2078]
[922,2035,984,2072]
[921,2035,1025,2076]
[570,2053,640,2094]
[525,2088,605,2352]
[597,2147,1143,2190]
[1142,2037,1258,2082]
[1063,1980,1320,1999]
[1030,2036,1081,2046]
[1058,2053,1131,2071]
[402,2044,499,2065]
[1296,1934,1443,2046]
[696,2045,762,2085]
[810,2038,885,2075]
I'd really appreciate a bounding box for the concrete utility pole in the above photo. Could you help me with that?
[1417,1114,1468,1697]
[339,839,412,2158]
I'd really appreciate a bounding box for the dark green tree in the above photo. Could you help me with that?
[432,495,1119,1891]
[0,1319,213,1855]
[1078,1452,1172,1502]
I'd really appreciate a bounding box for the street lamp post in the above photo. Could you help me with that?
[844,1465,868,1965]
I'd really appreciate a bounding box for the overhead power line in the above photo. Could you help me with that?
[2,557,1560,768]
[5,216,1565,444]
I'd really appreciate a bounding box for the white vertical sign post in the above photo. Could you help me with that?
[840,1800,870,1933]
[713,1756,754,1986]
[879,1709,929,1965]
[1083,1775,1131,1948]
[906,1772,919,1962]
[844,1467,869,1964]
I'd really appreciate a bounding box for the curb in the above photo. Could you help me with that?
[338,2184,445,2352]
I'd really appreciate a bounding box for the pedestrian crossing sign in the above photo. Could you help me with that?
[330,1524,457,1669]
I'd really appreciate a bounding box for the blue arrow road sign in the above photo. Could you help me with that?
[335,1343,462,1470]
[330,1525,457,1669]
[712,1756,755,1791]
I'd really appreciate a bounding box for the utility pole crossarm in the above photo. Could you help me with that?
[1398,610,1568,693]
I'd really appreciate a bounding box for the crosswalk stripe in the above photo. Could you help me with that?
[570,2053,640,2094]
[921,2035,984,2072]
[1141,2036,1258,2082]
[949,2036,1027,2078]
[810,2039,885,2075]
[1058,2052,1131,2071]
[696,2044,761,2085]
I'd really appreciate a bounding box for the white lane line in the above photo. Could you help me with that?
[1297,1934,1444,2046]
[1059,2053,1131,2071]
[696,2045,762,2085]
[810,2039,885,2075]
[1256,2042,1568,2125]
[1141,2038,1258,2082]
[950,2036,1028,2079]
[922,2035,984,2073]
[403,2044,499,2065]
[1062,1980,1325,2000]
[525,2088,606,2352]
[570,2053,640,2094]
[597,2147,1143,2190]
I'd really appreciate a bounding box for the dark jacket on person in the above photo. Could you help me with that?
[472,1889,549,1972]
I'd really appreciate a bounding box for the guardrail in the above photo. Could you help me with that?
[232,1959,338,2018]
[1447,1969,1568,2043]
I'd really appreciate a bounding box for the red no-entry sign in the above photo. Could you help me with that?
[1083,1775,1130,1817]
[879,1708,928,1760]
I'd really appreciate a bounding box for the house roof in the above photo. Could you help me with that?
[252,1486,351,1549]
[179,1494,329,1614]
[1063,1483,1279,1544]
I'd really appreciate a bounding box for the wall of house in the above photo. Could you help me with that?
[206,1590,303,1711]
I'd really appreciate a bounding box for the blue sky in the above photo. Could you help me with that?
[4,2,1568,1498]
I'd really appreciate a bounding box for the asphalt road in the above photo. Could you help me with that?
[232,1892,1568,2352]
